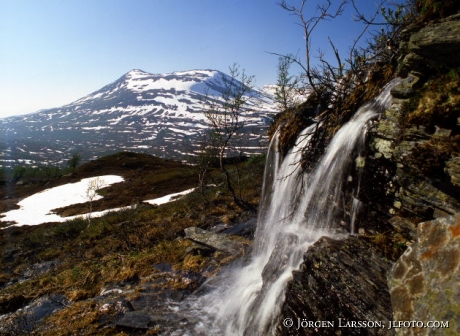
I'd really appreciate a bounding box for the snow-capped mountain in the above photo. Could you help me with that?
[0,69,277,167]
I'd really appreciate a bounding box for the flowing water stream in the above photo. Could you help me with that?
[170,79,399,335]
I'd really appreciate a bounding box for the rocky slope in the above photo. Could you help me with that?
[277,8,460,336]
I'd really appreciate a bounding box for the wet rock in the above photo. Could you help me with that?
[261,233,298,287]
[277,235,393,336]
[129,273,206,312]
[221,217,257,237]
[0,294,68,334]
[170,270,207,291]
[396,173,460,218]
[116,310,154,329]
[208,223,230,232]
[0,295,31,315]
[388,216,416,240]
[184,226,247,255]
[388,214,460,335]
[390,74,421,99]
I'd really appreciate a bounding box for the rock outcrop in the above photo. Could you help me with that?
[408,14,460,66]
[277,236,393,336]
[399,14,460,75]
[370,89,460,219]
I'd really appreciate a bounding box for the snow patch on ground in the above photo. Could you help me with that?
[0,175,124,227]
[145,188,195,206]
[0,176,195,228]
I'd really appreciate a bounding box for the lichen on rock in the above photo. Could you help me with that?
[388,214,460,336]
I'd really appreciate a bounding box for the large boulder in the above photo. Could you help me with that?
[388,214,460,336]
[277,235,393,335]
[184,227,248,255]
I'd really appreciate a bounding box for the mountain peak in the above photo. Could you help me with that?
[127,69,149,74]
[124,69,151,79]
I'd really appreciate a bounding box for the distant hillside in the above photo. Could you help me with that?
[0,69,277,167]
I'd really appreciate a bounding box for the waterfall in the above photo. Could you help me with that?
[174,79,399,336]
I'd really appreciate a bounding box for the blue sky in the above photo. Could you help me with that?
[0,0,395,118]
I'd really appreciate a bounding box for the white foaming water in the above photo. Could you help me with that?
[175,79,399,335]
[350,197,363,234]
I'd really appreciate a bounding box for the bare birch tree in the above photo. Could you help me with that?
[278,0,348,99]
[201,64,257,211]
[85,177,105,226]
[274,56,299,111]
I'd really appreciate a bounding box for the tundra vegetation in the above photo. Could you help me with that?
[0,152,265,334]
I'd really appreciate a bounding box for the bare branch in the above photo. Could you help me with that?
[348,0,388,73]
[277,0,349,99]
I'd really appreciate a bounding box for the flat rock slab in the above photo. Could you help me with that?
[184,227,247,255]
[221,218,257,237]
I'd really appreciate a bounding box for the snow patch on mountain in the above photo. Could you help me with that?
[0,69,278,167]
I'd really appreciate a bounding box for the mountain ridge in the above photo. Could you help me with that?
[0,68,277,167]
